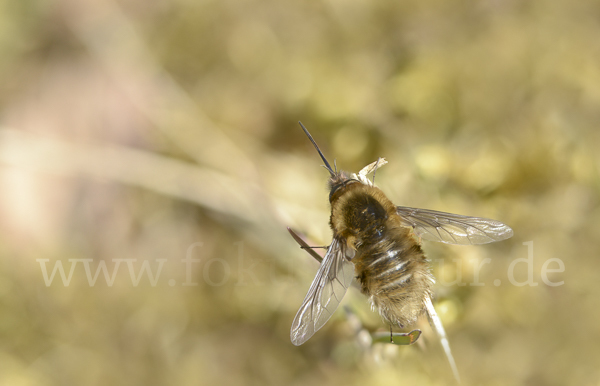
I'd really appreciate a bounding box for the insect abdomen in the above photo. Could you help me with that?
[353,222,434,327]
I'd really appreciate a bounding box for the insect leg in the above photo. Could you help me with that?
[287,227,325,263]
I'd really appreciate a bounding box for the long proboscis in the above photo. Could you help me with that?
[298,122,335,176]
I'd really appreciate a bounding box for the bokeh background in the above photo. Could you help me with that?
[0,0,598,385]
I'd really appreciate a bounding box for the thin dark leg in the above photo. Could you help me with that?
[287,227,325,263]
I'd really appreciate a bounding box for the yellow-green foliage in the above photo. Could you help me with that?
[0,0,597,385]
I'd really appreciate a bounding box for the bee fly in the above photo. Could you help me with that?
[290,122,513,381]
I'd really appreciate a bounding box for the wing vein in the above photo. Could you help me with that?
[290,238,355,345]
[397,205,513,245]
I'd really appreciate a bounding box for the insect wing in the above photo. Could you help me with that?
[396,206,513,245]
[290,238,355,346]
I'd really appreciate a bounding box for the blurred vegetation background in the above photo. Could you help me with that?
[0,0,598,385]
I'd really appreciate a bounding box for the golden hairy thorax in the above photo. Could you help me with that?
[330,183,398,247]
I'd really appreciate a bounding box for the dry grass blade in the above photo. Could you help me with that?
[0,129,262,224]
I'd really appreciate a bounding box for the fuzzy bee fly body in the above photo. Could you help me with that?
[290,122,513,349]
[329,177,435,329]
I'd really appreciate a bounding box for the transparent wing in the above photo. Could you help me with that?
[396,206,513,245]
[290,238,355,346]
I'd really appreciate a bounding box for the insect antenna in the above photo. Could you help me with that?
[298,122,335,177]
